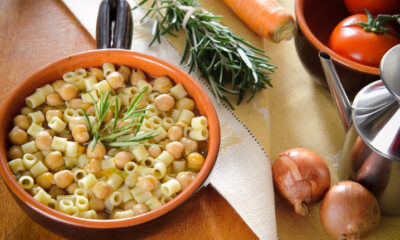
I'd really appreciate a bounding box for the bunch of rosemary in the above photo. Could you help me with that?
[134,0,276,108]
[82,87,156,151]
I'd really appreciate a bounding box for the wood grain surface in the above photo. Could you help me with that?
[0,0,257,239]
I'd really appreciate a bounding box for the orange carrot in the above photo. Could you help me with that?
[222,0,296,42]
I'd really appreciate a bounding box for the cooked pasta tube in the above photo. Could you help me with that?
[48,117,67,133]
[22,153,38,169]
[191,116,208,129]
[152,161,167,179]
[33,188,52,205]
[27,123,44,138]
[29,161,48,178]
[75,196,89,211]
[189,128,209,141]
[161,179,182,196]
[18,175,34,189]
[8,158,25,174]
[114,209,134,219]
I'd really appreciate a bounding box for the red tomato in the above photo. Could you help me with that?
[328,14,400,67]
[344,0,400,14]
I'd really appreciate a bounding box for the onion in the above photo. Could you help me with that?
[272,148,331,216]
[320,181,380,240]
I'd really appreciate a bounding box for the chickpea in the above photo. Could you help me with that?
[45,109,63,122]
[86,105,96,116]
[136,94,149,110]
[166,141,184,159]
[152,76,173,93]
[187,152,205,171]
[48,185,66,198]
[123,200,136,211]
[176,97,195,111]
[87,142,106,159]
[54,170,74,189]
[45,151,64,171]
[59,129,73,141]
[68,116,86,131]
[89,67,104,81]
[41,105,54,115]
[180,137,198,154]
[104,109,113,122]
[117,65,131,82]
[177,172,196,190]
[21,171,33,178]
[92,181,114,199]
[72,125,89,143]
[66,183,78,195]
[84,158,102,174]
[35,131,53,150]
[51,80,65,92]
[45,129,56,137]
[148,145,162,158]
[117,119,132,129]
[132,203,149,216]
[154,94,175,112]
[89,197,105,212]
[46,93,63,106]
[36,172,54,189]
[106,71,125,89]
[58,83,78,100]
[68,98,83,109]
[20,106,34,115]
[130,69,146,85]
[115,151,133,169]
[8,145,23,159]
[8,126,28,145]
[168,125,183,141]
[137,175,158,192]
[13,115,30,130]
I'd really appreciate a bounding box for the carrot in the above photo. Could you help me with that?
[222,0,296,42]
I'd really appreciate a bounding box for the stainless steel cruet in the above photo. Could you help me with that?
[319,45,400,215]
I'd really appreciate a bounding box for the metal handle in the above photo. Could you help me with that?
[319,52,353,130]
[96,0,133,50]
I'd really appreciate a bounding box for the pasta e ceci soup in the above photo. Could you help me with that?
[6,63,209,220]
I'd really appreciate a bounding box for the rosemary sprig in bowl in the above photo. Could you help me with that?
[134,0,276,109]
[82,87,157,151]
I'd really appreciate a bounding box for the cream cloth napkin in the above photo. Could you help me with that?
[61,1,277,239]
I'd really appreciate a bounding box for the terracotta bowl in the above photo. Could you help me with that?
[0,49,220,238]
[295,0,380,98]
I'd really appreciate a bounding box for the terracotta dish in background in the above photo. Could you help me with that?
[0,49,220,238]
[295,0,379,98]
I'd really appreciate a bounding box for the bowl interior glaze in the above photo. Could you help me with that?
[296,0,380,75]
[0,49,220,229]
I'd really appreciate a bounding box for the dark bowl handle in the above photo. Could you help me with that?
[96,0,133,50]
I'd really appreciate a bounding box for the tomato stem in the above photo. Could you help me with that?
[345,9,400,36]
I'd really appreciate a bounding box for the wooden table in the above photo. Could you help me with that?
[0,0,257,239]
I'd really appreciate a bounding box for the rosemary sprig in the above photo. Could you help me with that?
[82,87,157,151]
[134,0,276,108]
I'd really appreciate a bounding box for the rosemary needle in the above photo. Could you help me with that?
[134,0,276,108]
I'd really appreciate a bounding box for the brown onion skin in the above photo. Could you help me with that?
[272,148,331,216]
[320,181,380,240]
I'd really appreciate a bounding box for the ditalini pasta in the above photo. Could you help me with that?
[7,64,209,219]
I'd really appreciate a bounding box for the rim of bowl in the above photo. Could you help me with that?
[0,49,220,229]
[295,0,380,76]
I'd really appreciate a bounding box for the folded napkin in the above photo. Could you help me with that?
[61,1,277,239]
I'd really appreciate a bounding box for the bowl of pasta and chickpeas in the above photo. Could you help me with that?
[0,49,219,236]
